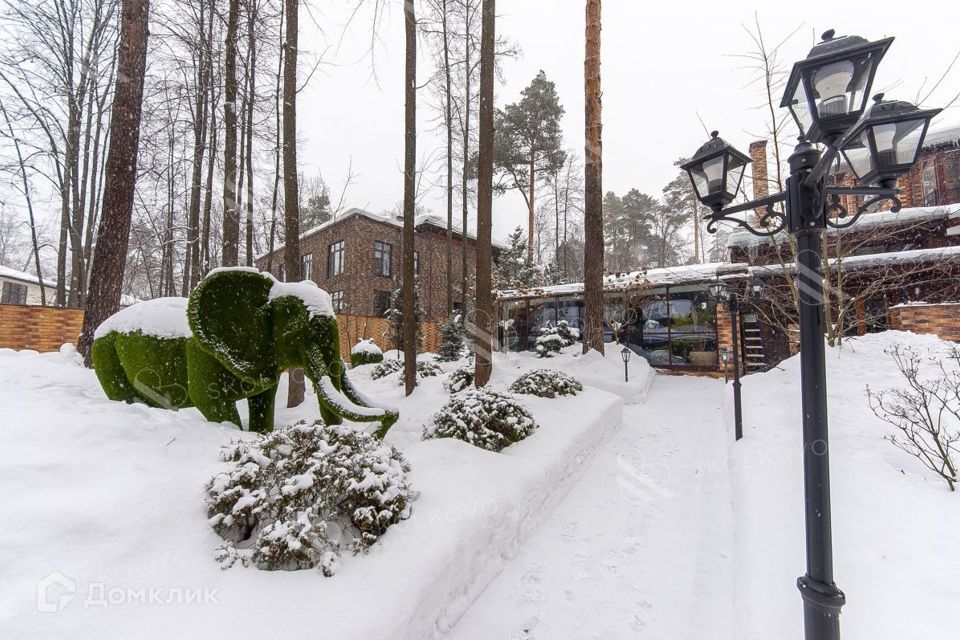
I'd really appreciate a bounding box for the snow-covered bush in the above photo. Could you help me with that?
[370,358,403,380]
[206,421,415,574]
[555,320,580,346]
[867,345,960,491]
[436,315,466,362]
[424,390,538,452]
[535,329,564,358]
[350,339,383,367]
[509,369,583,399]
[444,366,474,394]
[396,360,443,385]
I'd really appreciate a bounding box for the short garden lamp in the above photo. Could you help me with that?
[749,277,766,302]
[620,345,631,382]
[840,95,942,188]
[680,132,751,215]
[708,280,729,302]
[719,347,731,382]
[781,30,893,145]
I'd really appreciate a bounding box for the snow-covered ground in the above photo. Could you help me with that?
[1,332,957,639]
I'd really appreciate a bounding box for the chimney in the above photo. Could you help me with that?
[749,140,769,226]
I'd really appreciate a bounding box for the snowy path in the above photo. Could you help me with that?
[445,375,735,640]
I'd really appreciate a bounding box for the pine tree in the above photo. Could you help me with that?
[493,227,546,289]
[436,315,466,362]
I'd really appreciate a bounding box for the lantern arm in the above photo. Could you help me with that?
[822,186,902,230]
[703,190,788,237]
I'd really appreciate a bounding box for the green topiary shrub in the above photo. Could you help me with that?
[444,366,474,394]
[91,269,398,435]
[350,339,384,367]
[423,390,538,452]
[207,420,416,574]
[509,369,583,398]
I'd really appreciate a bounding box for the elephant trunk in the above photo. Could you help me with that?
[306,347,398,437]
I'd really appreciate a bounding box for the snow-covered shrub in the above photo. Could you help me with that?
[509,369,583,399]
[396,360,443,385]
[350,339,383,367]
[555,320,580,346]
[424,390,538,452]
[444,366,474,394]
[535,329,565,358]
[436,315,466,362]
[206,420,415,574]
[867,344,960,492]
[370,358,403,380]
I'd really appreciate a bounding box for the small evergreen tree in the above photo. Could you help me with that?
[436,315,466,362]
[386,280,424,351]
[494,227,546,290]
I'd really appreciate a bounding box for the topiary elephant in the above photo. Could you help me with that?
[91,268,398,436]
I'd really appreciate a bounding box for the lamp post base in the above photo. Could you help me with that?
[798,575,846,640]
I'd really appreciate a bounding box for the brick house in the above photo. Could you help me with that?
[255,208,495,322]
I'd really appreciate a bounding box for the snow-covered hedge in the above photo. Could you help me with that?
[206,420,415,575]
[370,359,404,380]
[350,339,384,367]
[509,369,584,399]
[424,390,538,452]
[444,367,474,394]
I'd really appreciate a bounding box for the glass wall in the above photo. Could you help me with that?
[502,285,719,370]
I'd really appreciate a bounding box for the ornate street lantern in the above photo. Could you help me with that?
[620,345,631,382]
[680,132,751,213]
[749,277,766,300]
[840,95,942,187]
[709,280,729,301]
[781,30,893,144]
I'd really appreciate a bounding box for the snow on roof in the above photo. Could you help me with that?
[922,119,960,147]
[726,205,960,249]
[750,244,960,277]
[0,264,57,288]
[257,207,506,261]
[94,297,192,340]
[268,279,335,319]
[498,262,749,300]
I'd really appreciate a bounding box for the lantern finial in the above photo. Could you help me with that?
[821,29,836,42]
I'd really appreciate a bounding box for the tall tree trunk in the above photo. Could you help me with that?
[442,0,454,316]
[183,0,209,294]
[266,0,284,275]
[245,0,257,266]
[222,0,241,266]
[402,0,418,396]
[527,155,535,265]
[78,0,150,364]
[200,0,217,278]
[1,102,46,305]
[474,0,494,387]
[460,1,472,313]
[283,0,305,407]
[582,0,604,354]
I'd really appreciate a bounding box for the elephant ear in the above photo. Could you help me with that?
[188,268,277,382]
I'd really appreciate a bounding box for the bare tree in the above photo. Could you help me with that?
[78,0,150,363]
[401,0,418,395]
[582,0,604,354]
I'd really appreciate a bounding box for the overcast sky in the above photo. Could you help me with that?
[298,0,960,243]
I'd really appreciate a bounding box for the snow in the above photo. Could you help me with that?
[0,264,56,288]
[318,376,385,417]
[3,330,954,639]
[499,262,750,300]
[92,297,192,340]
[351,339,383,356]
[268,280,335,319]
[751,244,960,277]
[0,343,633,640]
[726,205,960,249]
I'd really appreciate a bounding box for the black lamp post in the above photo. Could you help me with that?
[682,29,940,640]
[710,280,744,441]
[620,345,631,382]
[719,347,731,383]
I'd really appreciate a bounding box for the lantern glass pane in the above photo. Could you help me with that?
[725,155,747,198]
[788,79,814,134]
[873,118,926,167]
[689,166,710,199]
[842,130,874,178]
[811,51,878,121]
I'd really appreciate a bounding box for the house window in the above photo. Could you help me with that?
[300,253,313,280]
[331,290,345,312]
[374,290,392,317]
[1,281,28,305]
[374,241,392,277]
[922,163,938,206]
[328,241,345,277]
